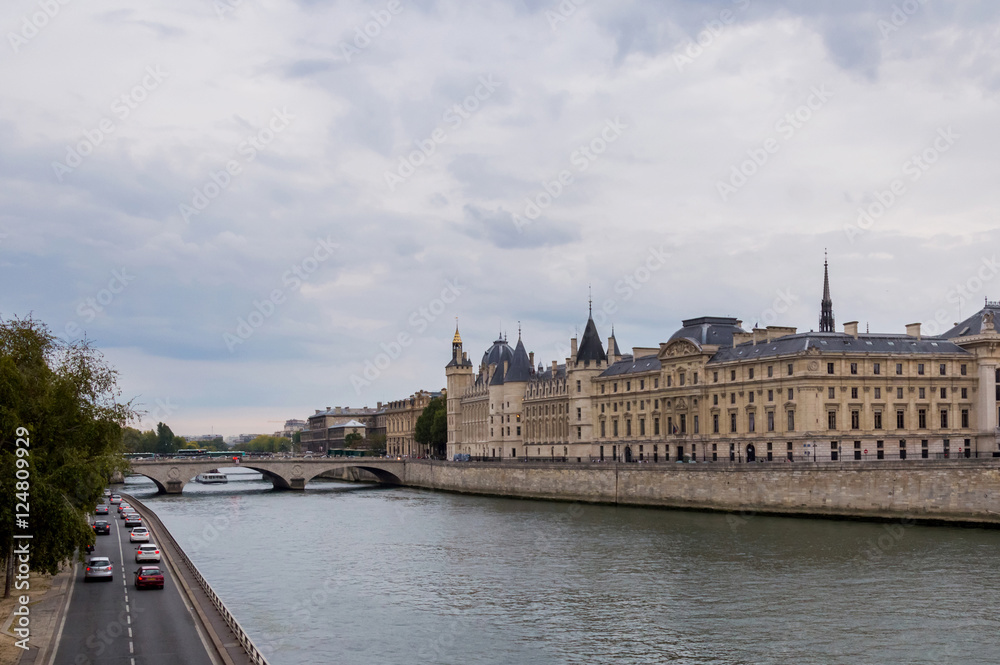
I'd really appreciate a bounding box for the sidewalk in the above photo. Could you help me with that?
[2,564,75,665]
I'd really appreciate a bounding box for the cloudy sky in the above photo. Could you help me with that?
[2,0,999,437]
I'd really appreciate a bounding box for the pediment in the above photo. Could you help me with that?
[659,338,702,359]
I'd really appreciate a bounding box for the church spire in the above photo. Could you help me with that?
[820,251,835,332]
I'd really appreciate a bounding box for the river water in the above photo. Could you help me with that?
[124,470,1000,665]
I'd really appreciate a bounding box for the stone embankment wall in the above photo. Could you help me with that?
[402,460,1000,525]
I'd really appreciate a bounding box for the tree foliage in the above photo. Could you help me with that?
[414,397,447,457]
[0,316,135,581]
[243,435,290,453]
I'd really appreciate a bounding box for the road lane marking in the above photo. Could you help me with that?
[44,563,77,665]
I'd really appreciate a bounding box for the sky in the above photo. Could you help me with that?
[2,0,999,438]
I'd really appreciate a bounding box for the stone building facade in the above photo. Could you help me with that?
[385,389,444,458]
[446,264,1000,463]
[301,405,385,454]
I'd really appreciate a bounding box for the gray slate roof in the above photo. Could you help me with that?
[481,337,514,367]
[709,332,970,364]
[533,363,567,381]
[504,337,533,382]
[599,354,661,377]
[940,303,1000,339]
[577,316,607,362]
[668,316,745,346]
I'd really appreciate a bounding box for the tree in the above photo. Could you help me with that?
[0,316,135,592]
[366,433,387,456]
[343,432,362,449]
[292,430,301,445]
[244,435,290,454]
[155,422,179,455]
[414,397,447,458]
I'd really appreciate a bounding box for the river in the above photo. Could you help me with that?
[124,470,1000,665]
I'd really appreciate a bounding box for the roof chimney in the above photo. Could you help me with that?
[529,351,534,368]
[843,321,858,339]
[552,360,558,374]
[570,337,578,359]
[905,322,921,340]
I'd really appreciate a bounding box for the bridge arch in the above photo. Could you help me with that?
[300,464,403,486]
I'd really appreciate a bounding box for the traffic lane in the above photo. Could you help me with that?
[120,507,216,665]
[54,506,215,665]
[53,511,134,665]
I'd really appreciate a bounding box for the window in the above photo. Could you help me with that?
[601,404,605,413]
[897,410,904,428]
[940,387,947,399]
[577,407,582,420]
[851,387,859,399]
[667,416,673,434]
[626,420,632,436]
[918,363,925,375]
[961,388,968,399]
[828,387,835,399]
[899,439,906,460]
[787,411,795,431]
[640,379,645,390]
[713,394,719,406]
[601,384,605,394]
[768,365,773,378]
[831,441,840,461]
[654,418,660,435]
[680,414,687,434]
[875,387,881,399]
[749,368,755,379]
[850,362,858,375]
[730,393,736,405]
[748,413,755,433]
[877,440,884,460]
[626,381,631,391]
[851,410,860,429]
[787,363,794,376]
[713,371,718,383]
[768,390,774,401]
[655,399,660,409]
[613,420,618,437]
[961,409,969,428]
[961,364,967,376]
[897,387,903,399]
[614,382,618,392]
[667,376,672,387]
[919,387,925,400]
[576,380,581,393]
[918,409,926,429]
[749,391,755,404]
[601,421,606,437]
[517,426,521,436]
[828,411,837,429]
[874,411,882,429]
[921,439,928,458]
[694,415,699,434]
[854,440,862,461]
[939,363,946,376]
[787,388,794,400]
[787,441,794,461]
[679,373,685,386]
[940,410,948,428]
[731,370,736,381]
[713,414,719,434]
[943,438,951,457]
[730,413,737,433]
[693,372,698,385]
[874,363,881,375]
[654,378,659,388]
[577,427,581,439]
[827,362,835,374]
[896,363,903,375]
[767,411,774,432]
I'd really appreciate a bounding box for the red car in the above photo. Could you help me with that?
[134,565,164,589]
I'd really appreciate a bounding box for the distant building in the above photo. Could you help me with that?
[302,405,385,454]
[385,389,444,458]
[233,433,263,446]
[446,260,1000,463]
[273,419,306,438]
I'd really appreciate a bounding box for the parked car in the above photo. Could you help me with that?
[85,557,114,582]
[95,504,109,515]
[134,566,164,590]
[93,520,111,535]
[135,544,161,563]
[110,494,122,504]
[129,527,150,543]
[124,513,142,527]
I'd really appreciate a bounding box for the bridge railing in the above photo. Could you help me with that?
[122,493,272,665]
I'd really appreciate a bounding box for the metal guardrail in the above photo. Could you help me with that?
[122,493,271,665]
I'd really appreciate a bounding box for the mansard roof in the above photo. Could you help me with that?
[940,302,1000,339]
[577,316,607,362]
[533,363,566,381]
[598,354,661,377]
[504,336,533,382]
[668,316,745,347]
[709,332,970,364]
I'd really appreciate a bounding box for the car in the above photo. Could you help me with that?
[124,514,142,527]
[134,565,164,589]
[104,488,112,497]
[95,504,109,515]
[118,502,131,513]
[120,508,136,519]
[85,557,114,582]
[110,494,122,504]
[129,527,150,543]
[135,544,161,563]
[93,520,111,535]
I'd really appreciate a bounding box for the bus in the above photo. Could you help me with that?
[124,452,155,460]
[207,450,246,458]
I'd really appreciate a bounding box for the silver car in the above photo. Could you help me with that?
[129,527,150,543]
[135,544,161,563]
[85,556,114,582]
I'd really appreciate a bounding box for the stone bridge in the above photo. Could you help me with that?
[129,458,407,494]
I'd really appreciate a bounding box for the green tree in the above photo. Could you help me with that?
[366,433,387,455]
[414,397,447,458]
[155,422,178,455]
[244,435,290,454]
[344,432,362,449]
[292,430,301,445]
[122,426,157,453]
[0,316,135,591]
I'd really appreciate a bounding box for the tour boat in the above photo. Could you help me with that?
[195,472,228,484]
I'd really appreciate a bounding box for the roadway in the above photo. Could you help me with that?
[51,501,218,665]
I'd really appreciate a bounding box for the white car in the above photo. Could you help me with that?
[135,544,161,563]
[110,494,122,504]
[129,527,150,543]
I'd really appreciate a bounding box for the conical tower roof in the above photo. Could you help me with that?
[504,334,532,382]
[577,315,607,362]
